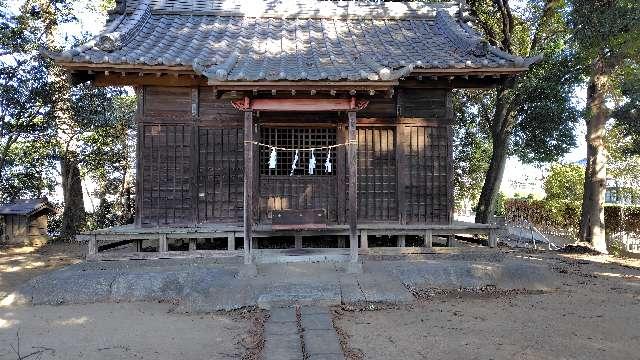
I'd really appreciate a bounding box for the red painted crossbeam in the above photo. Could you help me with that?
[231,97,369,112]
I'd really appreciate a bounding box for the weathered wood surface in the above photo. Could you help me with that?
[132,86,457,233]
[348,111,359,263]
[243,110,254,264]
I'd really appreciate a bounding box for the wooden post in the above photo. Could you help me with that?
[348,111,359,265]
[447,234,456,247]
[338,236,346,248]
[397,235,406,247]
[424,230,433,248]
[227,233,235,251]
[136,239,143,252]
[88,235,97,255]
[189,239,197,251]
[243,111,254,265]
[360,229,368,252]
[295,235,303,249]
[158,234,168,252]
[488,229,497,248]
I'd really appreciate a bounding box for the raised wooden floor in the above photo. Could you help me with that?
[77,222,499,260]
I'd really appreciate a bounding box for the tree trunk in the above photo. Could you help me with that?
[579,59,608,253]
[475,87,512,224]
[59,152,85,240]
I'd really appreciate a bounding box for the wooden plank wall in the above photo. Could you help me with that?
[136,86,454,227]
[196,127,244,223]
[357,127,397,222]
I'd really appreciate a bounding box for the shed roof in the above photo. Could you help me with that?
[0,198,56,216]
[52,0,539,83]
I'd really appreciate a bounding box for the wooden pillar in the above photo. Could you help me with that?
[397,235,406,247]
[348,111,359,264]
[488,229,497,248]
[88,235,97,255]
[337,236,346,248]
[424,230,433,248]
[295,235,303,249]
[189,239,197,251]
[227,233,235,251]
[446,234,456,247]
[136,239,143,252]
[158,234,168,252]
[360,229,368,252]
[243,111,254,264]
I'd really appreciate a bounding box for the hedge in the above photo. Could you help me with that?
[504,199,640,240]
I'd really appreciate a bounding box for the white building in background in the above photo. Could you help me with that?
[500,158,548,199]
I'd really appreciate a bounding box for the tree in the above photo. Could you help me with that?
[543,163,585,203]
[466,0,581,224]
[452,90,492,213]
[570,0,640,252]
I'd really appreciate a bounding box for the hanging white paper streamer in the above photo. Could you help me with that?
[308,149,316,175]
[290,149,299,176]
[324,151,332,173]
[268,147,277,169]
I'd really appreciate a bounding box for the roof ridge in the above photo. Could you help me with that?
[134,0,463,20]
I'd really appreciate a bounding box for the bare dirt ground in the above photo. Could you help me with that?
[334,250,640,360]
[0,242,84,300]
[0,243,265,360]
[0,302,258,360]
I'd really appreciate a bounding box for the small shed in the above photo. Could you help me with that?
[0,198,56,245]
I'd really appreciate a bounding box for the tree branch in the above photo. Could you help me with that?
[529,0,561,56]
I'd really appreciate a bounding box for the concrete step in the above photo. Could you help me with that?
[253,248,350,264]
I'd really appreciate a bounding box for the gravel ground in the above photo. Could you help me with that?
[334,251,640,360]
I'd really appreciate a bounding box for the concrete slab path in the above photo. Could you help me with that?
[263,306,344,360]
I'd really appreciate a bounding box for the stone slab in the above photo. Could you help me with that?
[269,307,298,323]
[263,333,302,360]
[303,329,343,356]
[302,313,334,331]
[308,354,345,360]
[265,321,300,336]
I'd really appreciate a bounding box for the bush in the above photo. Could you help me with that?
[504,198,640,240]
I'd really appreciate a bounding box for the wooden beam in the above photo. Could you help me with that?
[489,229,497,248]
[227,233,235,251]
[397,235,406,247]
[360,229,369,253]
[231,98,369,112]
[88,235,97,255]
[348,111,359,264]
[243,111,254,265]
[158,234,168,252]
[424,230,433,248]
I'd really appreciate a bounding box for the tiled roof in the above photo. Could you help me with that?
[53,0,538,82]
[0,198,56,216]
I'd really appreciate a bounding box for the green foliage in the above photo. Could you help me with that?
[452,89,493,210]
[543,163,585,203]
[511,56,580,163]
[611,66,640,155]
[570,0,640,66]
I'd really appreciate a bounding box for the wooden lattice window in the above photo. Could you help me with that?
[260,127,337,176]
